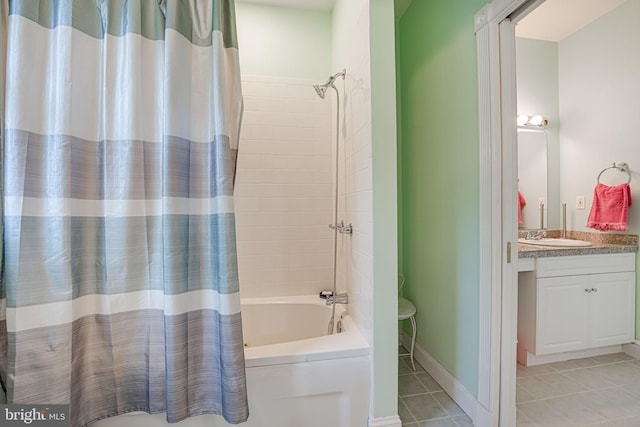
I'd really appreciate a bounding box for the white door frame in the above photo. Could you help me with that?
[474,1,546,426]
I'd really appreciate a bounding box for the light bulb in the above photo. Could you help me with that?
[517,114,529,126]
[529,115,544,126]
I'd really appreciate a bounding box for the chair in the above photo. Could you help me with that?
[398,275,417,371]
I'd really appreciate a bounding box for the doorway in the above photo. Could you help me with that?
[475,0,640,426]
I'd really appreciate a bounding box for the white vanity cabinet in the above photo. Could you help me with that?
[518,253,636,365]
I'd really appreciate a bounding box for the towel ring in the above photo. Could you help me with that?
[597,162,631,184]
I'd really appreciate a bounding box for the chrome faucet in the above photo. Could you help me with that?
[329,221,353,235]
[562,203,567,239]
[325,291,349,306]
[525,230,546,240]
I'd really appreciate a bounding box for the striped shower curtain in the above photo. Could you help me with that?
[0,1,248,425]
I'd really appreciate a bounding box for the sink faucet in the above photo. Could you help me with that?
[325,292,349,306]
[525,230,546,240]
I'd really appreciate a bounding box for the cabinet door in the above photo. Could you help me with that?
[589,272,636,347]
[537,276,590,355]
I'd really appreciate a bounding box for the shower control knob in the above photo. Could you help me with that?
[339,224,353,234]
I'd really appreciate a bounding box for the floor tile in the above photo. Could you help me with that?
[418,418,457,427]
[401,356,424,373]
[592,353,636,365]
[413,362,426,373]
[516,353,640,427]
[516,362,557,377]
[516,383,537,404]
[399,398,417,425]
[548,356,603,371]
[546,392,608,425]
[628,358,640,367]
[514,355,640,426]
[620,381,640,398]
[588,415,640,427]
[416,372,443,392]
[581,387,640,420]
[589,361,640,386]
[399,360,412,375]
[518,398,581,426]
[558,365,617,390]
[403,394,449,422]
[516,409,537,427]
[431,391,465,417]
[399,373,429,397]
[547,359,583,372]
[397,356,471,426]
[451,414,474,427]
[517,372,585,400]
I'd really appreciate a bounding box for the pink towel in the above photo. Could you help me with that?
[587,183,632,231]
[518,192,526,224]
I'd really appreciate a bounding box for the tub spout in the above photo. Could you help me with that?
[325,292,349,306]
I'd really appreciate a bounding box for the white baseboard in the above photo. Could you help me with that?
[368,415,402,427]
[623,341,640,359]
[473,403,493,427]
[519,344,623,366]
[402,332,478,424]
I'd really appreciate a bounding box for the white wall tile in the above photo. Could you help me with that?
[243,95,287,112]
[332,1,375,348]
[236,75,334,298]
[235,169,318,184]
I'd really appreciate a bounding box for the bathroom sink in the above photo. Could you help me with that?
[518,238,592,247]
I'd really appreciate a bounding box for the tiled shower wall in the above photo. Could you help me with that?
[235,75,334,298]
[334,0,375,347]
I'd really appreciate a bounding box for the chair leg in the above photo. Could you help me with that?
[409,315,417,371]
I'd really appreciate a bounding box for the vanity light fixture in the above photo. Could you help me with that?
[517,114,548,129]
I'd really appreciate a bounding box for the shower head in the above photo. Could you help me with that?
[313,69,346,99]
[314,84,329,99]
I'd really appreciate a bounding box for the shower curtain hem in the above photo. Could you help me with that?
[83,407,249,426]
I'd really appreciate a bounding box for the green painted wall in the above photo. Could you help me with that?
[397,0,487,397]
[235,3,331,80]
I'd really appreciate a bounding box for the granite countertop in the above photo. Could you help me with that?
[517,230,639,259]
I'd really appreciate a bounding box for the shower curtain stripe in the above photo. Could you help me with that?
[5,289,242,332]
[9,0,239,48]
[1,0,247,425]
[4,24,242,147]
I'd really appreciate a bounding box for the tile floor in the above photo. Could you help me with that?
[517,352,640,426]
[398,351,474,427]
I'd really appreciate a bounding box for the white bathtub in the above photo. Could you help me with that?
[94,295,370,427]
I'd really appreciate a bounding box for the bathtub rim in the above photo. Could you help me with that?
[240,295,369,368]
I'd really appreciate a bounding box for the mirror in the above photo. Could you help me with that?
[517,130,547,229]
[515,37,560,230]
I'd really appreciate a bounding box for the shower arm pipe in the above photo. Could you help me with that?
[326,69,346,89]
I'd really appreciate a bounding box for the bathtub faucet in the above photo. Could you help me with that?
[325,292,349,306]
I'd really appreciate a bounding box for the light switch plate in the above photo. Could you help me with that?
[576,195,585,210]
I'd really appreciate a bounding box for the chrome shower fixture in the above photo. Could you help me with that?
[313,84,329,99]
[312,68,347,336]
[312,69,346,99]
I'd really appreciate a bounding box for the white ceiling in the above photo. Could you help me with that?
[516,0,627,41]
[235,0,335,12]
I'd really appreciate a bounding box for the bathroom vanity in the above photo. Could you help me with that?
[517,236,638,366]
